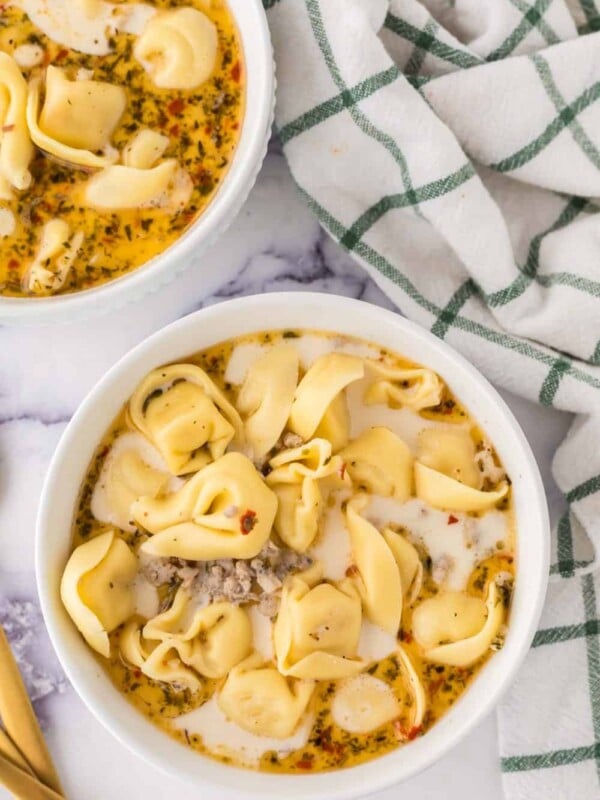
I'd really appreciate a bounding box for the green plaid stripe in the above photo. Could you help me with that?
[298,185,600,394]
[487,0,555,61]
[491,81,600,173]
[539,357,571,405]
[591,340,600,365]
[502,743,600,772]
[567,475,600,503]
[384,12,482,71]
[430,279,478,339]
[507,0,561,45]
[533,619,600,646]
[278,66,400,144]
[577,0,600,33]
[487,197,590,308]
[404,18,438,76]
[554,510,576,578]
[582,573,600,782]
[306,0,423,218]
[532,54,600,169]
[339,162,475,250]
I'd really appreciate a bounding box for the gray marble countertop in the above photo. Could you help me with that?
[0,143,569,800]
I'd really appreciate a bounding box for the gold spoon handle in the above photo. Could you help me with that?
[0,751,65,800]
[0,625,63,794]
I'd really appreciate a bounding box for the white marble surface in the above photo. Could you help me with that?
[0,142,570,800]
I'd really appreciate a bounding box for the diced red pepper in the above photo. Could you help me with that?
[231,61,241,82]
[240,509,257,535]
[447,514,459,525]
[167,98,185,116]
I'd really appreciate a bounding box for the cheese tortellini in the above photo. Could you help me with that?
[122,129,170,170]
[91,433,170,532]
[331,674,400,734]
[413,581,505,666]
[27,66,126,169]
[417,428,481,489]
[25,219,84,295]
[340,427,413,500]
[274,566,364,680]
[415,461,508,512]
[143,589,252,678]
[345,500,402,635]
[134,8,218,90]
[60,531,137,657]
[120,619,204,691]
[267,438,345,552]
[365,361,443,410]
[83,160,193,211]
[237,345,299,459]
[129,364,243,475]
[0,52,33,193]
[289,353,364,448]
[134,452,278,560]
[218,653,315,739]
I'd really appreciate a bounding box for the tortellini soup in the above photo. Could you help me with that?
[62,330,515,773]
[0,0,243,296]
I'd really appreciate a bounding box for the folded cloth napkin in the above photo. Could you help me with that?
[264,0,600,796]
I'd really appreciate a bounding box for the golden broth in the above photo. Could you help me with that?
[0,0,244,296]
[69,330,515,773]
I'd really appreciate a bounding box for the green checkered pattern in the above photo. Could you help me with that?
[265,0,600,795]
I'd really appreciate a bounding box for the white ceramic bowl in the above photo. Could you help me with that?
[0,0,274,326]
[36,293,549,799]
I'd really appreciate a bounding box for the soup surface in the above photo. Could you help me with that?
[0,0,243,296]
[62,330,515,773]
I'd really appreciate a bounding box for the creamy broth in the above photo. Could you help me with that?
[63,330,515,773]
[0,0,243,296]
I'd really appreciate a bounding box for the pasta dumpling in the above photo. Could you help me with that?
[340,427,413,500]
[236,345,299,459]
[61,530,137,657]
[345,500,402,635]
[122,129,169,169]
[331,674,400,734]
[413,581,505,666]
[25,219,84,295]
[414,462,508,512]
[288,353,364,446]
[382,528,423,605]
[134,452,278,560]
[396,646,427,728]
[0,52,33,192]
[218,653,315,739]
[129,363,243,475]
[143,589,252,678]
[418,428,481,489]
[274,565,364,680]
[134,8,218,90]
[364,361,442,410]
[267,438,344,552]
[26,67,125,169]
[91,434,170,532]
[83,160,193,211]
[120,617,203,691]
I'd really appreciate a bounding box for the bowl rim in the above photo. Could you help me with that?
[0,0,275,325]
[36,292,550,799]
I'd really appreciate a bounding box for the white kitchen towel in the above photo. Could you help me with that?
[264,0,600,796]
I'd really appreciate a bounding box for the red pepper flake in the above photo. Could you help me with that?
[407,724,424,741]
[295,759,313,770]
[7,258,19,269]
[169,123,180,137]
[345,564,359,578]
[240,509,257,535]
[447,514,459,525]
[400,629,413,643]
[231,61,241,82]
[55,48,69,61]
[167,98,185,116]
[2,124,14,133]
[428,678,444,696]
[133,669,142,679]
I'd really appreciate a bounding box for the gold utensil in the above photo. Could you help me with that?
[0,625,65,799]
